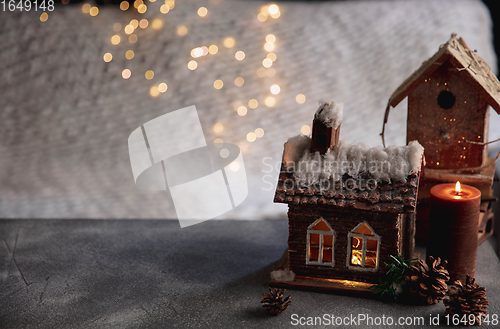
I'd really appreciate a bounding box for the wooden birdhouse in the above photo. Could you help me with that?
[381,34,499,244]
[272,101,425,294]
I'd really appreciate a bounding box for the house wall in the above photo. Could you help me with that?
[407,60,488,169]
[287,204,402,284]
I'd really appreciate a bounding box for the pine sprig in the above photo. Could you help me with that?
[371,254,417,302]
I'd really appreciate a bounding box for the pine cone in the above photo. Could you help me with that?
[405,256,450,304]
[444,275,489,326]
[261,287,291,315]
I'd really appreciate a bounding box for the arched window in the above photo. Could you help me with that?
[347,222,380,271]
[306,218,335,266]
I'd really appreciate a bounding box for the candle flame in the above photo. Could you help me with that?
[455,181,461,193]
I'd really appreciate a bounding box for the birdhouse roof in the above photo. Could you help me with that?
[273,136,424,214]
[388,34,500,114]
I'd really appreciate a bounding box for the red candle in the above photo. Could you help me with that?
[426,182,480,282]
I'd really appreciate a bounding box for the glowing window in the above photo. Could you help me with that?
[306,218,335,266]
[347,222,380,271]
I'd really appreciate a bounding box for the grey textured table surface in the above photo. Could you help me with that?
[1,219,499,329]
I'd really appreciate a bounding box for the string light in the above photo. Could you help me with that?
[191,47,204,58]
[197,7,208,17]
[256,68,266,78]
[158,83,168,93]
[208,45,218,54]
[264,42,274,52]
[268,4,281,18]
[270,84,280,94]
[89,6,99,16]
[296,94,306,104]
[122,69,131,79]
[133,0,142,9]
[255,128,265,138]
[235,51,245,61]
[129,34,138,43]
[165,0,174,9]
[213,79,224,89]
[264,96,276,107]
[237,106,247,116]
[39,12,48,22]
[160,4,170,14]
[150,85,160,97]
[223,37,235,48]
[130,19,139,29]
[151,19,163,30]
[111,35,121,45]
[120,1,129,10]
[268,4,279,15]
[124,25,134,35]
[213,123,224,133]
[266,52,277,62]
[177,25,188,36]
[234,77,244,87]
[187,60,198,70]
[201,46,208,56]
[145,70,154,80]
[113,23,122,32]
[125,50,135,60]
[262,58,273,68]
[139,19,149,29]
[246,132,257,142]
[266,68,276,77]
[103,53,113,62]
[213,138,224,147]
[266,34,276,43]
[257,12,267,22]
[82,3,91,13]
[301,125,311,135]
[248,99,258,109]
[229,162,240,172]
[220,148,229,158]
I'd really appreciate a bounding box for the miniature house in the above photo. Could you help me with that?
[382,34,500,243]
[272,101,424,293]
[384,34,500,170]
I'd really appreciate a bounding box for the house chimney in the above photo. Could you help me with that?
[310,100,343,154]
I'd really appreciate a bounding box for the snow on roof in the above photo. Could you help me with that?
[287,139,424,186]
[314,100,343,129]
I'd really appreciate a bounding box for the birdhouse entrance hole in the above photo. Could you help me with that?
[437,91,455,109]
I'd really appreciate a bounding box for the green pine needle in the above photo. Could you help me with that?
[371,254,417,302]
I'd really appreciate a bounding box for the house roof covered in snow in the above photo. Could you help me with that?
[273,136,424,214]
[388,34,500,114]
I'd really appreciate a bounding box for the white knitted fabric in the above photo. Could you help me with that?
[0,0,498,220]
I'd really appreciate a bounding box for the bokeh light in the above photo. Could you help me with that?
[301,125,311,135]
[248,99,258,109]
[296,94,306,104]
[187,60,198,70]
[234,77,244,87]
[213,79,224,89]
[264,96,276,107]
[213,123,224,134]
[223,37,235,48]
[197,7,208,17]
[158,83,168,93]
[103,53,113,62]
[122,69,131,79]
[145,70,154,80]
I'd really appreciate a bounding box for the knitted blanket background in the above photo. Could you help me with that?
[0,0,499,220]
